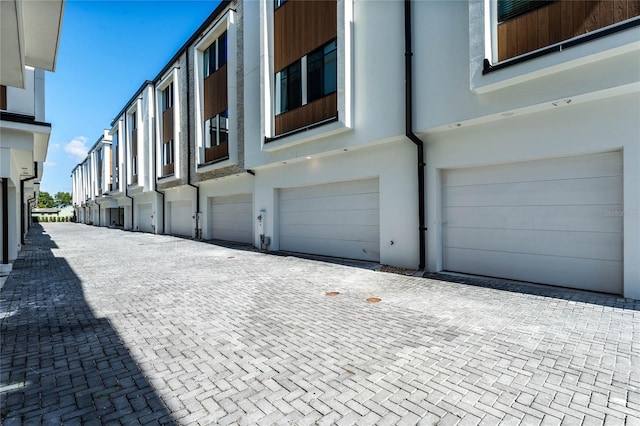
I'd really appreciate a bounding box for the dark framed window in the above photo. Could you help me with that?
[162,83,173,112]
[130,111,137,130]
[307,39,337,103]
[204,31,228,78]
[278,60,302,114]
[217,32,227,69]
[498,0,555,22]
[163,140,174,166]
[205,110,229,148]
[219,110,229,146]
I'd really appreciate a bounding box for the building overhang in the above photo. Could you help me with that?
[0,0,65,87]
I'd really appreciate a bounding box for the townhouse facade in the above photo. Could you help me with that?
[71,0,640,299]
[1,0,64,274]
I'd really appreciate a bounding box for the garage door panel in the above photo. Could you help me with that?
[281,223,379,242]
[444,151,622,187]
[445,176,622,207]
[444,227,622,262]
[444,247,622,294]
[444,204,624,233]
[279,178,380,261]
[281,210,379,227]
[170,200,192,237]
[210,194,253,244]
[442,152,622,294]
[138,203,152,232]
[211,194,252,206]
[280,193,379,212]
[280,236,380,262]
[280,179,378,200]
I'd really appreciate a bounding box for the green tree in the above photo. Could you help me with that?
[37,191,56,208]
[54,191,72,206]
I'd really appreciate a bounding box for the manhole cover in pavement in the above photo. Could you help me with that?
[326,292,340,296]
[366,297,381,303]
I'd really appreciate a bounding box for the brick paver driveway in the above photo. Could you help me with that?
[1,223,639,425]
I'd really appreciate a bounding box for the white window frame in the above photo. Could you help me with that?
[155,69,181,180]
[126,102,140,185]
[193,9,238,171]
[472,0,640,93]
[260,0,353,150]
[108,120,123,192]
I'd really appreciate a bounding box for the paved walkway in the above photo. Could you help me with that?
[1,223,638,425]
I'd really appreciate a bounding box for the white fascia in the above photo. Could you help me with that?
[193,9,238,171]
[259,0,353,151]
[155,68,181,180]
[109,118,124,195]
[471,0,640,93]
[126,99,141,187]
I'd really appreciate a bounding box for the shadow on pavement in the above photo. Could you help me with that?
[424,272,640,311]
[0,224,177,424]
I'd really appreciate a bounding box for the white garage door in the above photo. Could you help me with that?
[170,200,192,237]
[209,194,253,244]
[138,203,153,233]
[442,151,623,294]
[279,178,380,261]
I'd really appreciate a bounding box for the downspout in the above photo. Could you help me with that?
[123,117,135,230]
[405,0,427,270]
[185,50,201,239]
[20,162,37,245]
[2,179,8,265]
[27,193,36,222]
[151,113,166,234]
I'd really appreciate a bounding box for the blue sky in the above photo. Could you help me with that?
[42,0,222,196]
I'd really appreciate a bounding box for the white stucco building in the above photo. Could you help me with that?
[1,0,64,274]
[71,0,640,298]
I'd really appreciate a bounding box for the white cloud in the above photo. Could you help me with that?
[64,136,89,162]
[44,161,58,167]
[52,143,61,151]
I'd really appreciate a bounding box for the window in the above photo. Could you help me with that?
[163,140,174,166]
[307,40,337,103]
[162,83,173,112]
[204,31,227,78]
[205,110,229,149]
[277,60,302,114]
[275,40,336,116]
[96,149,103,192]
[498,0,554,22]
[130,111,138,182]
[112,131,119,187]
[275,0,287,9]
[217,32,227,70]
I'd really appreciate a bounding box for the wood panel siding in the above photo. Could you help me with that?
[163,163,174,176]
[275,92,337,136]
[204,64,227,120]
[161,108,174,176]
[498,0,640,61]
[0,85,6,110]
[162,108,173,143]
[274,0,337,72]
[205,141,229,163]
